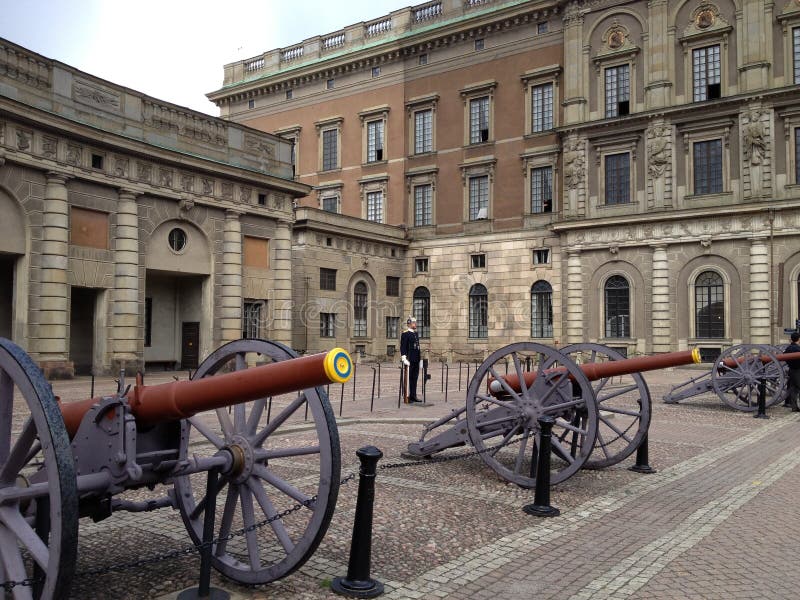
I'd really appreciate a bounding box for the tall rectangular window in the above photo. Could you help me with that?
[796,128,800,184]
[320,268,337,291]
[322,195,339,213]
[367,120,384,162]
[414,110,433,154]
[794,27,800,85]
[242,302,262,339]
[604,153,630,205]
[468,175,489,221]
[385,316,399,339]
[469,97,489,144]
[531,83,553,132]
[320,313,335,338]
[414,184,432,226]
[530,166,553,213]
[693,139,723,195]
[322,129,338,170]
[692,45,721,101]
[366,191,383,223]
[604,64,630,117]
[386,276,400,297]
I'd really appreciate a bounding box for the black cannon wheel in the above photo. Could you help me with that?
[0,338,78,600]
[465,342,597,488]
[712,344,786,411]
[173,339,340,585]
[560,343,651,469]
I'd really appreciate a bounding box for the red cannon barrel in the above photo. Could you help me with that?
[489,348,701,395]
[720,351,800,369]
[60,348,353,438]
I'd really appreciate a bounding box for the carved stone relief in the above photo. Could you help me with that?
[137,161,152,183]
[42,136,57,159]
[73,80,121,112]
[158,168,173,188]
[65,144,81,165]
[181,174,194,192]
[114,156,129,178]
[16,129,31,151]
[240,186,252,204]
[201,178,213,195]
[221,182,233,201]
[646,123,672,208]
[740,107,770,197]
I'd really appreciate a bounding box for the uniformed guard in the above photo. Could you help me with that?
[400,316,422,403]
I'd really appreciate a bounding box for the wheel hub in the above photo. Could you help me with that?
[227,434,256,484]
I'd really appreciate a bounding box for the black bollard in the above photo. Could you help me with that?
[754,377,769,419]
[352,363,358,402]
[332,446,385,598]
[177,468,230,600]
[370,367,376,412]
[628,434,657,474]
[522,416,560,517]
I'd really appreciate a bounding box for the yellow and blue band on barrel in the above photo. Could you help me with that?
[323,348,353,384]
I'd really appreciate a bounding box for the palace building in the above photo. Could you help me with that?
[209,0,800,361]
[0,39,307,376]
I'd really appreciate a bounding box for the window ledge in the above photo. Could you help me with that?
[464,141,494,150]
[524,129,556,139]
[409,150,438,159]
[319,167,342,175]
[362,159,388,167]
[685,191,733,201]
[599,201,635,208]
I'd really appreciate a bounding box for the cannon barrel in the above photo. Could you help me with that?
[721,350,800,369]
[489,348,700,395]
[60,348,353,437]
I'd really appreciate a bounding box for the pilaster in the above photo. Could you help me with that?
[112,190,141,367]
[651,244,672,352]
[566,248,584,344]
[562,7,587,125]
[271,219,293,346]
[36,172,73,377]
[221,209,243,345]
[748,236,771,343]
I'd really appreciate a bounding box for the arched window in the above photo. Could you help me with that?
[604,275,630,338]
[695,271,724,338]
[531,281,553,338]
[412,287,431,339]
[469,284,488,339]
[353,281,368,337]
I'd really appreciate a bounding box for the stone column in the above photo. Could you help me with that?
[220,209,243,345]
[651,244,672,352]
[37,172,72,377]
[562,7,586,125]
[271,219,293,346]
[644,0,671,109]
[749,236,771,343]
[112,190,140,369]
[566,249,584,344]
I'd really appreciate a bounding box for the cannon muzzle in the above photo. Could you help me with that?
[489,348,700,395]
[60,347,353,437]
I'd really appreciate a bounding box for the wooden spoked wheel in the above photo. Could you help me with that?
[465,343,597,488]
[0,338,78,600]
[560,343,651,469]
[173,339,340,584]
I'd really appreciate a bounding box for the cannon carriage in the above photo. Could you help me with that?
[663,343,799,411]
[0,337,352,599]
[406,342,699,489]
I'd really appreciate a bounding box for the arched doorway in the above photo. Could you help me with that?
[0,190,26,341]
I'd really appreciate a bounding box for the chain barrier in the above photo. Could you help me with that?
[379,429,537,471]
[0,472,360,590]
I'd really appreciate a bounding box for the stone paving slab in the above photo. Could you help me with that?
[29,366,800,598]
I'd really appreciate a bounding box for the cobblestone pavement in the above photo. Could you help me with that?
[31,364,800,598]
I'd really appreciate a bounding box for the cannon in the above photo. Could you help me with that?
[406,342,699,488]
[0,337,353,599]
[663,344,796,411]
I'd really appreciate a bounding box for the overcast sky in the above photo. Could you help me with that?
[0,0,409,115]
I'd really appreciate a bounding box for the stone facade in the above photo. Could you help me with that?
[0,39,309,376]
[210,0,800,361]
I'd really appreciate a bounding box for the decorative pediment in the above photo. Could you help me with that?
[680,3,732,43]
[776,0,800,28]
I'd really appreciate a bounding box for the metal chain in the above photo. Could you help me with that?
[379,429,537,471]
[0,472,360,588]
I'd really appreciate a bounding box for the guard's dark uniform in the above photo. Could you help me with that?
[785,341,800,411]
[400,327,421,401]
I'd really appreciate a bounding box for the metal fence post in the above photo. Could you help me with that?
[754,377,769,419]
[628,433,656,474]
[522,416,560,518]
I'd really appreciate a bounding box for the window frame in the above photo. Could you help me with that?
[603,275,631,338]
[412,286,431,339]
[242,300,264,339]
[406,94,438,156]
[413,183,433,227]
[604,152,632,206]
[530,280,553,338]
[692,270,725,339]
[319,267,337,291]
[691,43,722,102]
[680,120,731,199]
[530,165,554,214]
[358,176,389,223]
[460,158,495,223]
[320,312,336,338]
[468,283,488,339]
[315,116,343,172]
[468,175,489,221]
[521,66,560,136]
[353,281,369,338]
[460,81,496,146]
[603,62,631,118]
[593,136,638,210]
[386,276,400,297]
[359,106,389,165]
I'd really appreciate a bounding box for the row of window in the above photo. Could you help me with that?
[318,268,728,341]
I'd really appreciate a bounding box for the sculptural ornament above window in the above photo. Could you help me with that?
[696,9,715,29]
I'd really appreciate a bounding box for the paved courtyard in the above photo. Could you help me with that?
[39,362,800,599]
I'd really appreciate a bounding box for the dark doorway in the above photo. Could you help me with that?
[181,322,200,369]
[69,287,97,375]
[0,255,14,339]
